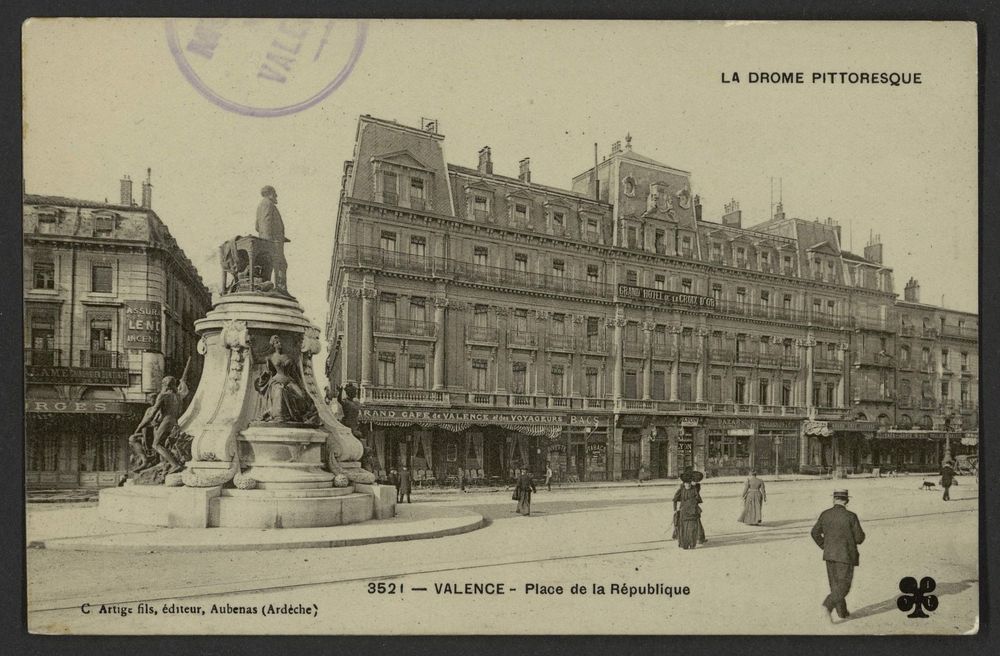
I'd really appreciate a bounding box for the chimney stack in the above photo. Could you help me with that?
[904,277,920,303]
[141,168,153,208]
[518,157,531,183]
[722,199,742,228]
[694,194,702,221]
[120,175,133,206]
[864,233,883,264]
[611,140,622,155]
[478,146,493,175]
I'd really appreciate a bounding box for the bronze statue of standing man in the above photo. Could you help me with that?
[256,185,289,291]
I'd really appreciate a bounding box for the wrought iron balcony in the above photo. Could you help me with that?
[375,316,437,337]
[582,336,607,353]
[546,334,575,351]
[24,348,61,367]
[508,331,538,348]
[79,350,126,369]
[466,325,499,344]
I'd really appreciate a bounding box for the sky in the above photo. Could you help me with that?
[22,19,978,386]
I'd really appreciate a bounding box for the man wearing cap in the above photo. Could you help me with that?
[811,489,866,623]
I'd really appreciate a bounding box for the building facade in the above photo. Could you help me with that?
[23,174,211,488]
[325,115,978,483]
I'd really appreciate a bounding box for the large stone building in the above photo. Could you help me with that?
[325,115,978,483]
[23,173,211,488]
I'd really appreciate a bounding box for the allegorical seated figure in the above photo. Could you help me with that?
[254,334,318,424]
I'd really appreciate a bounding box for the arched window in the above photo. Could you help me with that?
[919,414,933,430]
[899,414,913,429]
[877,414,891,428]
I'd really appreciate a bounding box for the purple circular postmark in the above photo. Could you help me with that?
[165,19,367,117]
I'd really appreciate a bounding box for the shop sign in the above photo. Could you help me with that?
[587,443,606,456]
[25,399,127,414]
[359,408,564,425]
[617,414,647,427]
[727,428,754,437]
[616,284,718,310]
[548,443,567,453]
[25,366,128,386]
[758,420,793,430]
[680,417,701,427]
[829,420,878,432]
[719,418,752,428]
[569,415,604,429]
[125,300,162,352]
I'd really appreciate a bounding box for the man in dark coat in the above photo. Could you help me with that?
[255,185,289,291]
[940,463,957,501]
[397,466,412,503]
[811,489,866,622]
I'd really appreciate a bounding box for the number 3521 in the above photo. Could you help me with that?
[367,582,403,594]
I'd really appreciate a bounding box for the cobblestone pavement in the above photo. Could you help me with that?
[27,475,978,635]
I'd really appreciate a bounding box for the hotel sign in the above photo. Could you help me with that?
[360,408,564,425]
[25,366,128,386]
[125,300,162,352]
[617,284,717,309]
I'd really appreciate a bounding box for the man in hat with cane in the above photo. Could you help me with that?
[811,489,866,623]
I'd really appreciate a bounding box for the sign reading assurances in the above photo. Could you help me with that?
[125,300,162,352]
[360,408,564,425]
[617,284,717,309]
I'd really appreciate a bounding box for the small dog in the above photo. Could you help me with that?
[920,480,937,491]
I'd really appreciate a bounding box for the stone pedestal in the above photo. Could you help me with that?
[239,424,334,489]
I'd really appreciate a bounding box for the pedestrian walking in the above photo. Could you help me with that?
[514,468,537,516]
[388,468,399,489]
[458,468,466,492]
[397,466,412,504]
[940,463,956,501]
[738,470,767,525]
[672,472,703,549]
[811,489,866,623]
[545,463,553,491]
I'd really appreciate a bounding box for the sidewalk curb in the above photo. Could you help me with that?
[27,513,487,553]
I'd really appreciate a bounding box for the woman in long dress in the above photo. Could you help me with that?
[738,470,766,525]
[673,474,703,549]
[255,334,317,424]
[515,468,537,516]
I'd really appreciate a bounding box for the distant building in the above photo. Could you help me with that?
[23,172,211,488]
[325,115,978,483]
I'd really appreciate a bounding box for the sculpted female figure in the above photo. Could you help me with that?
[254,334,317,424]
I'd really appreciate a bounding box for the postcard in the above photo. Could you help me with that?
[23,18,978,635]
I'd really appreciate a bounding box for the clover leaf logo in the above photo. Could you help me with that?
[897,576,938,618]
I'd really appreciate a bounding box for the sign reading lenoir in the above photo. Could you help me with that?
[125,300,162,351]
[617,283,717,309]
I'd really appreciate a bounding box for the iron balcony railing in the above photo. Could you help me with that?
[466,325,499,343]
[79,350,127,369]
[339,245,612,298]
[814,357,841,370]
[375,316,437,337]
[546,334,576,351]
[24,348,61,366]
[508,331,538,348]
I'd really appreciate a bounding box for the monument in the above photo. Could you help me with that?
[100,186,394,529]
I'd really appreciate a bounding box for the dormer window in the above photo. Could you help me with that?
[552,210,565,232]
[513,202,528,224]
[472,194,490,221]
[586,216,600,242]
[381,171,398,205]
[736,247,747,268]
[623,176,637,197]
[409,177,426,209]
[37,212,58,234]
[94,215,114,238]
[711,242,723,262]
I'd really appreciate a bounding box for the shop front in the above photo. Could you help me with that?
[24,399,144,488]
[641,416,707,479]
[876,430,975,472]
[359,408,610,485]
[703,418,800,477]
[802,420,878,476]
